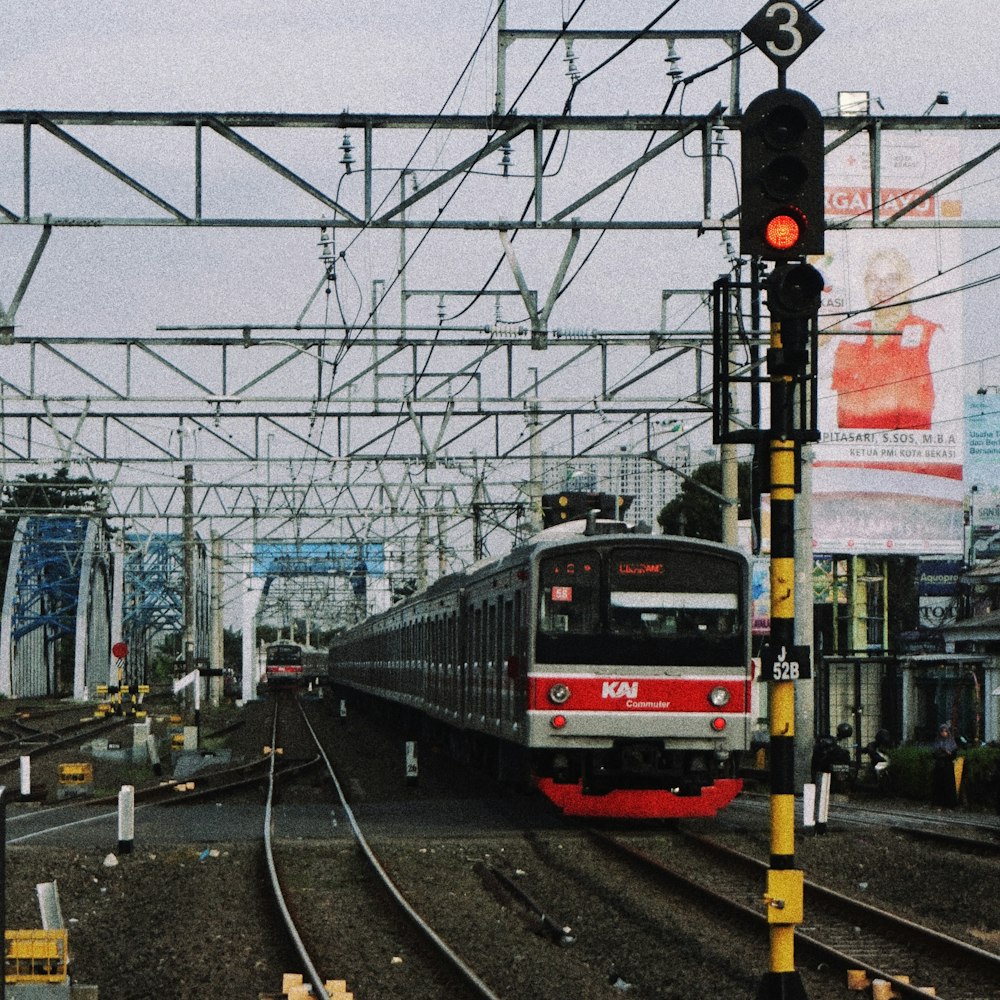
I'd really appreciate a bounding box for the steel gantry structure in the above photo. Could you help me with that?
[3,108,998,514]
[2,10,1000,645]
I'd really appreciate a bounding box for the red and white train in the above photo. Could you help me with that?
[264,641,305,687]
[328,520,756,819]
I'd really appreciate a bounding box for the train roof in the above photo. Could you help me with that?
[338,524,750,636]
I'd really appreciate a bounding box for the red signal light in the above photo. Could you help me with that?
[765,213,801,251]
[711,717,727,732]
[740,89,825,259]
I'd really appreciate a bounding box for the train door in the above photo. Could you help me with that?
[512,589,527,721]
[471,604,483,724]
[447,610,458,720]
[426,617,436,706]
[433,616,443,709]
[456,600,467,727]
[485,601,497,723]
[499,597,513,732]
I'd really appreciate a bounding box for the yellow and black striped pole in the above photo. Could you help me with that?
[760,428,806,1000]
[757,262,823,1000]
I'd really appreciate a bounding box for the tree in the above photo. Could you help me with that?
[657,460,753,541]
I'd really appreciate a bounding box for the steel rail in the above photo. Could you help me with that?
[261,697,330,1000]
[588,828,999,1000]
[293,698,506,1000]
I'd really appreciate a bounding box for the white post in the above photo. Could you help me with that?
[19,756,30,798]
[816,772,831,834]
[147,733,162,777]
[241,554,264,702]
[802,782,816,833]
[36,882,64,930]
[117,785,135,854]
[209,533,225,707]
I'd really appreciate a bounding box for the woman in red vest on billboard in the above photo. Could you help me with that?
[832,249,939,430]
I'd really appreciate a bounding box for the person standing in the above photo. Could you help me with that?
[931,722,959,808]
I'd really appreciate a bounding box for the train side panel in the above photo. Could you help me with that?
[328,531,752,819]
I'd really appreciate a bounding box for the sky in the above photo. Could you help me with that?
[3,2,995,115]
[4,0,1000,619]
[3,1,998,337]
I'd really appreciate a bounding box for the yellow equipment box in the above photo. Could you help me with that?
[58,763,93,785]
[5,929,68,983]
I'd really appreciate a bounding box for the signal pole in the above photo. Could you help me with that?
[756,261,824,1000]
[759,265,820,1000]
[734,4,826,984]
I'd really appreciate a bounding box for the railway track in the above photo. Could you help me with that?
[262,693,507,1000]
[5,693,996,998]
[728,791,1000,856]
[0,713,125,769]
[591,827,1000,1000]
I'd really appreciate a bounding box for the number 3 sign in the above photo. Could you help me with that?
[743,1,824,71]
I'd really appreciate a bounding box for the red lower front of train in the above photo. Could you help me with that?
[265,665,303,685]
[527,671,750,819]
[536,777,744,818]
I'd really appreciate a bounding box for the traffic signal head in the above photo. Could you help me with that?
[766,262,824,320]
[765,262,824,377]
[740,88,825,259]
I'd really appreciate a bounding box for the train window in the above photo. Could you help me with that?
[609,590,738,637]
[611,547,740,595]
[266,643,302,666]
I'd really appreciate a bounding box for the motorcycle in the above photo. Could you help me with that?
[812,722,855,792]
[859,728,891,789]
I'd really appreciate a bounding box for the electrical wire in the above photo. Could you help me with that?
[289,0,596,505]
[446,0,691,325]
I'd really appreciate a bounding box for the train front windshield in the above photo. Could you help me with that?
[267,644,302,666]
[536,546,744,666]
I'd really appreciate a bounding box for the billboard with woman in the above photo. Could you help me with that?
[812,135,964,555]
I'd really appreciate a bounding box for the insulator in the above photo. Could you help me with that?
[563,40,580,83]
[339,133,354,173]
[489,322,528,339]
[500,142,513,177]
[318,230,335,263]
[437,294,446,322]
[664,39,682,81]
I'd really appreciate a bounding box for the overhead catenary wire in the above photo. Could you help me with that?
[33,1,1000,600]
[287,1,862,522]
[284,2,597,520]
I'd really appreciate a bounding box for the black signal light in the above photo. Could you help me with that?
[766,261,824,376]
[767,261,824,320]
[740,89,825,260]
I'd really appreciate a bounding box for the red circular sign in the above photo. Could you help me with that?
[112,642,129,659]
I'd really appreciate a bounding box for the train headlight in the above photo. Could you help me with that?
[709,686,731,708]
[548,683,571,705]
